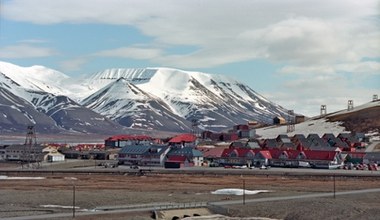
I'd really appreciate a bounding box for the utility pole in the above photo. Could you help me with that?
[243,179,246,205]
[73,183,76,218]
[333,174,336,199]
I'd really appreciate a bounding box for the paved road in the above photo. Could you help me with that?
[2,188,380,220]
[210,188,380,206]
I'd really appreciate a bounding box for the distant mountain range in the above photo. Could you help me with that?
[0,61,291,134]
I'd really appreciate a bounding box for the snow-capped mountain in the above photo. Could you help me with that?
[0,87,61,133]
[0,61,123,134]
[82,68,290,131]
[0,61,293,134]
[82,78,192,132]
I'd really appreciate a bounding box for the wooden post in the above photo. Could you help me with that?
[243,179,246,205]
[73,184,76,218]
[333,174,336,199]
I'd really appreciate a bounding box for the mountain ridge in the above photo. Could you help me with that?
[0,61,292,133]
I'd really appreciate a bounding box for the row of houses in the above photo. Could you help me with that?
[201,123,258,142]
[259,133,366,152]
[117,140,380,170]
[115,131,378,169]
[0,143,111,162]
[118,134,203,168]
[0,145,65,162]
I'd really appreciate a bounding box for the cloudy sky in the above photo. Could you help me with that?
[0,0,379,117]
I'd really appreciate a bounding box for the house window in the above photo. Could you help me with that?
[297,152,306,160]
[279,152,288,159]
[246,152,254,158]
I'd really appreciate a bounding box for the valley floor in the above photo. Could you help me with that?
[0,169,379,220]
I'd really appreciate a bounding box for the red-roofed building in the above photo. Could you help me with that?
[268,149,343,169]
[105,135,154,148]
[168,133,197,147]
[219,148,274,168]
[164,155,192,168]
[198,147,226,167]
[344,152,366,164]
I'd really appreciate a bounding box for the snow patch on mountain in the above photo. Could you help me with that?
[0,61,70,96]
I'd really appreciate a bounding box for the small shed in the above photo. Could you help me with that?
[44,146,65,162]
[273,116,286,125]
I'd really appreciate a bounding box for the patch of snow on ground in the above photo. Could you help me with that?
[40,205,79,209]
[257,118,346,139]
[211,189,270,196]
[0,176,46,180]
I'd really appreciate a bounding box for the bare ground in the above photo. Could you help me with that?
[0,172,379,219]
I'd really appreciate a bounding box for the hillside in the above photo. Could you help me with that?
[257,100,380,138]
[327,100,380,134]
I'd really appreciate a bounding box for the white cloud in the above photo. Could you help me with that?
[0,44,57,58]
[93,47,162,60]
[267,76,378,117]
[2,0,379,116]
[59,57,89,72]
[3,1,379,67]
[280,61,380,76]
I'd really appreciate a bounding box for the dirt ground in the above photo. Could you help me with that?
[0,171,379,220]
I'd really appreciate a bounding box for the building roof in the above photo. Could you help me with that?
[257,150,272,159]
[269,149,340,161]
[106,134,153,142]
[269,149,299,160]
[337,133,351,139]
[201,148,225,158]
[221,148,256,158]
[246,141,261,149]
[168,134,197,143]
[229,141,245,148]
[281,142,296,149]
[296,139,311,148]
[322,133,336,140]
[167,147,203,157]
[5,144,44,151]
[264,139,278,148]
[304,150,340,161]
[292,134,306,140]
[307,134,320,140]
[119,145,169,156]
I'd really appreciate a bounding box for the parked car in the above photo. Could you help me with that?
[130,165,139,169]
[260,165,270,169]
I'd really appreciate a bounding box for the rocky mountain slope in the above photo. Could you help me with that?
[81,68,291,131]
[0,62,123,134]
[0,61,292,134]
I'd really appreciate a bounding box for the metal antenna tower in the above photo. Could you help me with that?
[320,105,327,116]
[23,125,40,168]
[347,100,354,111]
[286,110,295,133]
[191,119,199,137]
[373,94,378,102]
